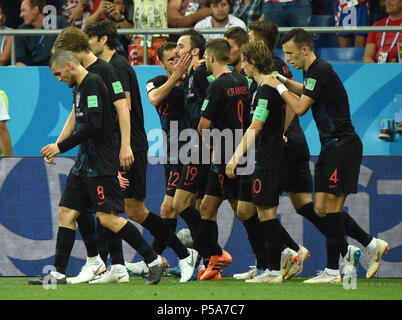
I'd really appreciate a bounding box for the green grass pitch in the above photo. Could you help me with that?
[0,276,401,300]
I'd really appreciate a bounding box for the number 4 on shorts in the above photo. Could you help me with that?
[329,169,338,184]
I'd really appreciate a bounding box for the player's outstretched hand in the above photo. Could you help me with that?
[120,145,134,171]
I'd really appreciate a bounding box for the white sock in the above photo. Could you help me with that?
[366,237,377,253]
[325,268,339,276]
[148,255,162,268]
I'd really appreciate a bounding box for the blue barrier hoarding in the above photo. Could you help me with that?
[0,156,400,277]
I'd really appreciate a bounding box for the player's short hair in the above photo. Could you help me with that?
[224,27,249,49]
[241,41,273,74]
[180,29,206,58]
[27,0,46,12]
[205,38,231,63]
[53,27,92,53]
[281,28,313,49]
[84,20,118,50]
[247,21,279,52]
[157,41,177,63]
[49,49,80,67]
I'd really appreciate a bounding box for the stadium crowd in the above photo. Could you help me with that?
[0,0,399,66]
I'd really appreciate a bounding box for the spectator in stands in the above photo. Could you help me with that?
[0,0,23,29]
[194,0,246,41]
[167,0,211,28]
[263,0,312,27]
[0,90,12,156]
[363,0,402,63]
[129,0,169,65]
[62,0,94,28]
[85,0,132,57]
[0,4,12,66]
[334,0,369,47]
[230,0,263,26]
[16,0,69,66]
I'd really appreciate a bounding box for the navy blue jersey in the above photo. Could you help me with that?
[71,72,119,177]
[109,52,148,153]
[184,64,211,129]
[85,57,126,127]
[200,72,249,166]
[273,55,308,149]
[303,58,358,149]
[146,75,189,163]
[250,84,286,169]
[86,58,126,103]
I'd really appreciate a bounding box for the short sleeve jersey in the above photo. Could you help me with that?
[109,52,148,153]
[273,55,307,149]
[71,72,119,177]
[250,84,286,169]
[302,58,357,149]
[86,58,126,125]
[146,75,189,162]
[184,64,211,129]
[200,72,249,166]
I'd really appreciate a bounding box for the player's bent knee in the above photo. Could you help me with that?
[199,202,217,220]
[58,207,79,229]
[236,210,252,223]
[173,191,194,213]
[96,212,113,229]
[125,198,148,223]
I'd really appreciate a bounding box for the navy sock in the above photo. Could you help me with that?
[116,222,158,264]
[54,227,76,275]
[152,218,177,254]
[243,214,266,269]
[104,227,124,265]
[297,202,327,234]
[180,206,201,244]
[326,213,348,257]
[76,213,98,258]
[260,219,283,271]
[343,211,373,247]
[143,213,188,259]
[197,219,222,258]
[96,218,109,263]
